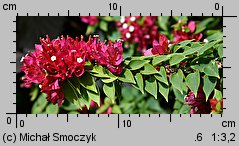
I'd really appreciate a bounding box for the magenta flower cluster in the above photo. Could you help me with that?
[185,86,211,114]
[20,35,123,106]
[117,16,158,53]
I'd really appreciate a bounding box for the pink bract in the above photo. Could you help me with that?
[172,21,203,44]
[20,35,124,106]
[81,16,98,25]
[144,34,170,56]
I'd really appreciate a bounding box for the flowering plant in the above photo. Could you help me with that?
[18,16,223,114]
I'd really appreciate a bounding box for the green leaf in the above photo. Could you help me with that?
[206,32,223,42]
[128,60,149,70]
[90,65,110,78]
[45,103,59,114]
[158,16,169,30]
[118,69,136,84]
[214,89,223,101]
[79,87,91,109]
[215,44,223,59]
[101,69,118,83]
[103,82,116,102]
[154,66,168,85]
[203,75,217,101]
[158,82,169,102]
[145,77,158,99]
[61,103,79,111]
[62,80,82,109]
[31,93,48,114]
[99,20,108,31]
[90,65,117,83]
[198,39,221,55]
[185,71,200,97]
[169,54,185,66]
[101,16,114,22]
[182,46,200,56]
[203,61,219,78]
[179,40,194,47]
[113,16,121,21]
[96,104,110,114]
[30,86,39,101]
[78,72,97,93]
[112,105,122,114]
[141,63,159,75]
[170,69,185,94]
[152,55,171,66]
[173,16,188,23]
[133,73,144,94]
[86,88,101,107]
[173,86,188,103]
[86,25,96,35]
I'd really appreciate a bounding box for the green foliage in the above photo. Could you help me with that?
[118,69,136,84]
[185,71,200,97]
[203,75,217,101]
[103,82,116,103]
[27,16,223,114]
[145,77,158,99]
[32,93,48,114]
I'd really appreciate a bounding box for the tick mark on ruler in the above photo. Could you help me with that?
[223,66,231,68]
[117,114,120,128]
[120,6,122,16]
